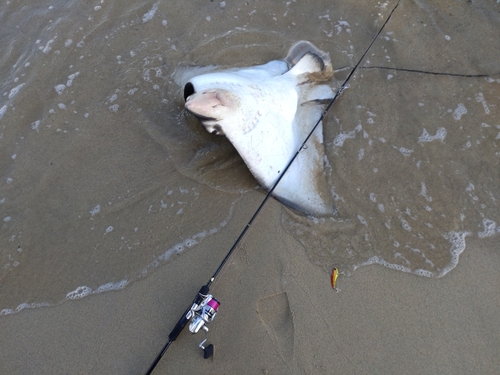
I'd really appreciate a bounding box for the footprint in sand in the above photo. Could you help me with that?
[256,292,295,361]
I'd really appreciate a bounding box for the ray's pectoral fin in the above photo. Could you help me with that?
[286,53,324,78]
[285,49,333,84]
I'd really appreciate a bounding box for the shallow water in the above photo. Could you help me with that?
[1,0,499,313]
[283,69,500,277]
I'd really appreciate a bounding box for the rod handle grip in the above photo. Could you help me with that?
[168,285,209,342]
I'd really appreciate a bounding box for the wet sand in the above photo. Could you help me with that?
[0,191,499,374]
[1,0,500,374]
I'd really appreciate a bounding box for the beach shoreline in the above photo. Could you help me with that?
[1,193,498,374]
[1,1,499,373]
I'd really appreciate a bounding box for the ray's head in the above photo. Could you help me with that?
[184,83,240,136]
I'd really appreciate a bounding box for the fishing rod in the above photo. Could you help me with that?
[144,6,399,371]
[144,78,345,375]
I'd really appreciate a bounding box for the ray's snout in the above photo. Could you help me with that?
[184,84,226,136]
[184,91,220,118]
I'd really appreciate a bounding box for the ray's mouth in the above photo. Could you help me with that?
[184,108,216,122]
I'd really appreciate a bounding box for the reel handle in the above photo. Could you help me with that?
[199,339,214,359]
[203,344,214,359]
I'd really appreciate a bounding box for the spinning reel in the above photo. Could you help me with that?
[186,293,220,359]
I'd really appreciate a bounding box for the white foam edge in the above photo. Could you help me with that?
[0,301,51,316]
[1,195,243,317]
[65,279,130,300]
[0,105,7,120]
[353,231,470,278]
[142,2,159,23]
[138,194,242,278]
[478,218,496,238]
[0,279,129,316]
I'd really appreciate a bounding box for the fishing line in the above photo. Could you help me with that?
[144,3,400,373]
